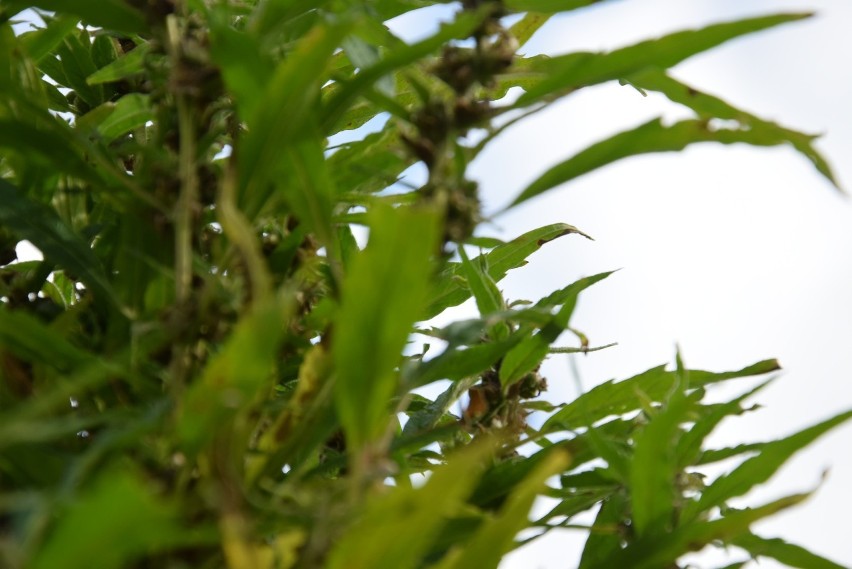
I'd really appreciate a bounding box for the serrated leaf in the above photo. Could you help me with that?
[731,533,846,569]
[544,359,779,433]
[627,68,840,190]
[427,223,588,318]
[515,13,811,107]
[590,493,812,569]
[683,409,852,523]
[333,204,441,449]
[512,116,830,207]
[321,10,486,134]
[499,271,612,386]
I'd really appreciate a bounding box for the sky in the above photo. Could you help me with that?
[393,0,852,567]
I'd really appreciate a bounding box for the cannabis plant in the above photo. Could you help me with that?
[0,1,848,568]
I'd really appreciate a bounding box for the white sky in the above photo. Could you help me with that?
[394,0,852,567]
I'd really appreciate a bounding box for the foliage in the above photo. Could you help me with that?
[0,1,847,568]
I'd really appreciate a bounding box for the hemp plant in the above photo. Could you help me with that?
[0,1,848,568]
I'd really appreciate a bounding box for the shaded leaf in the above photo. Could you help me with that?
[86,43,150,85]
[0,179,121,310]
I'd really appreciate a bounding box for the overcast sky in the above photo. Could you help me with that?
[394,0,852,567]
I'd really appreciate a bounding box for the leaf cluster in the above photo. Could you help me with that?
[0,1,847,568]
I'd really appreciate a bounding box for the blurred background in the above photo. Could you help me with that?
[393,0,852,566]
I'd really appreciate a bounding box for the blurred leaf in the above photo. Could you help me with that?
[55,31,105,107]
[0,118,98,182]
[97,93,153,142]
[326,442,493,569]
[0,308,89,369]
[0,179,121,310]
[578,492,629,569]
[20,15,78,63]
[333,204,440,449]
[427,223,589,318]
[86,43,150,85]
[239,21,345,223]
[178,296,288,452]
[683,409,852,523]
[505,0,610,13]
[515,13,811,107]
[591,493,812,569]
[321,10,485,133]
[405,333,524,389]
[30,467,182,569]
[4,0,147,35]
[731,533,847,569]
[508,13,551,48]
[433,449,570,569]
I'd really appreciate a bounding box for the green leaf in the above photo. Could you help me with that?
[178,296,289,452]
[54,30,105,107]
[0,308,90,370]
[427,223,589,318]
[239,21,345,223]
[590,493,812,569]
[543,359,780,432]
[731,533,847,569]
[329,124,414,196]
[87,43,150,85]
[20,15,79,63]
[499,271,612,386]
[4,0,147,35]
[30,467,182,569]
[513,116,832,207]
[208,11,273,121]
[676,379,772,469]
[683,409,852,523]
[97,93,153,142]
[626,68,840,190]
[505,0,606,14]
[515,13,811,107]
[404,333,525,389]
[321,10,486,134]
[333,204,441,449]
[434,449,570,569]
[325,442,493,569]
[578,492,629,569]
[508,13,551,48]
[0,179,121,311]
[629,383,699,538]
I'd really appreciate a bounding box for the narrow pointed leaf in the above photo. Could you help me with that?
[326,442,493,569]
[333,204,441,449]
[516,13,811,107]
[499,271,611,385]
[684,409,852,522]
[627,68,840,189]
[87,43,150,85]
[0,179,120,310]
[4,1,147,35]
[731,533,847,569]
[512,117,826,207]
[97,93,153,142]
[427,223,589,318]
